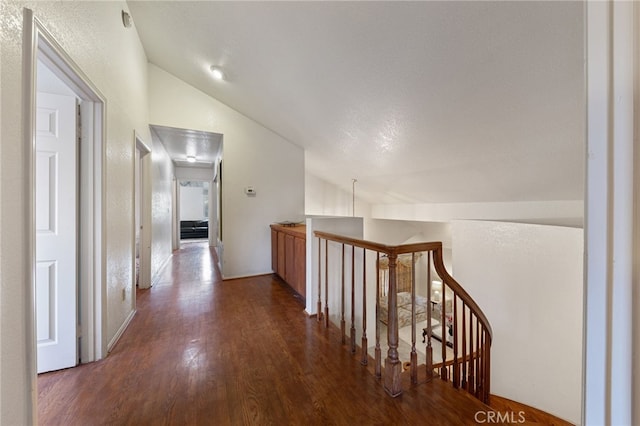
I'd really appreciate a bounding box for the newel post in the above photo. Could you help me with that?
[384,253,402,396]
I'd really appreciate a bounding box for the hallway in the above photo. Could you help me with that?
[38,242,494,425]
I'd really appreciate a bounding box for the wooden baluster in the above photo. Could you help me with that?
[475,317,480,398]
[410,252,417,384]
[453,295,459,388]
[324,239,329,328]
[485,332,491,404]
[481,325,487,399]
[426,251,433,381]
[361,249,368,365]
[317,238,322,322]
[479,326,485,401]
[440,283,447,381]
[341,244,346,344]
[375,252,382,378]
[482,328,486,399]
[468,312,475,394]
[461,302,467,390]
[383,253,402,397]
[480,321,485,398]
[350,245,356,355]
[483,326,488,398]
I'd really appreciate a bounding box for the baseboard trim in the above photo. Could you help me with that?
[222,272,273,281]
[150,253,174,287]
[107,309,136,353]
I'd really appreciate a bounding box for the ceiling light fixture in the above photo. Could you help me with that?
[187,155,196,163]
[209,66,225,81]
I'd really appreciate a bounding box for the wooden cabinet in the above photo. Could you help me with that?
[277,231,286,277]
[284,234,295,284]
[293,236,305,295]
[270,224,306,299]
[271,229,278,272]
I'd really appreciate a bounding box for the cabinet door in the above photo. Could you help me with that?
[284,234,296,285]
[277,232,286,278]
[294,236,306,298]
[271,229,278,273]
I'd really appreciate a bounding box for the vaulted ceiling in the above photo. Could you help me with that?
[128,1,584,205]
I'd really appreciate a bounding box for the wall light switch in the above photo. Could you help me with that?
[245,186,256,196]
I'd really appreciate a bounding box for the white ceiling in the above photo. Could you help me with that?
[150,125,222,169]
[129,1,584,205]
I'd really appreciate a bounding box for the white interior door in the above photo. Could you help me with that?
[36,91,78,373]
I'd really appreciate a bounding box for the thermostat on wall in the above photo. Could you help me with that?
[245,186,256,196]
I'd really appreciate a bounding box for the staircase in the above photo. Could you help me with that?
[313,231,492,403]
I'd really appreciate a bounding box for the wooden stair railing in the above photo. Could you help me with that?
[313,231,493,404]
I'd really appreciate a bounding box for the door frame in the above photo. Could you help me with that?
[24,9,106,382]
[172,178,180,251]
[134,133,152,289]
[177,179,211,243]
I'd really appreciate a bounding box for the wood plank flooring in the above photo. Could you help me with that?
[38,241,516,425]
[488,395,573,426]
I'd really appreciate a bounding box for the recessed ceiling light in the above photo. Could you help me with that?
[187,155,196,163]
[210,66,225,81]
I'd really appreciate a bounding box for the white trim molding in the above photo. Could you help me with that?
[134,131,153,289]
[23,11,107,424]
[107,310,136,353]
[584,1,638,424]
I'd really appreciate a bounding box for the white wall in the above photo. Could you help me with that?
[372,200,584,228]
[148,64,304,278]
[363,219,451,247]
[305,171,371,218]
[1,2,150,424]
[180,185,206,221]
[451,220,583,424]
[175,166,215,181]
[150,134,174,283]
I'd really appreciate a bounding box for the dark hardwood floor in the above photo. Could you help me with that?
[38,241,509,425]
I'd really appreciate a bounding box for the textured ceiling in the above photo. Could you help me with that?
[150,125,222,169]
[129,1,584,205]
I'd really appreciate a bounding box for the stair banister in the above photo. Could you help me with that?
[312,230,492,403]
[383,252,402,396]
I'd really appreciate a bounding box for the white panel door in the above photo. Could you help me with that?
[36,92,77,373]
